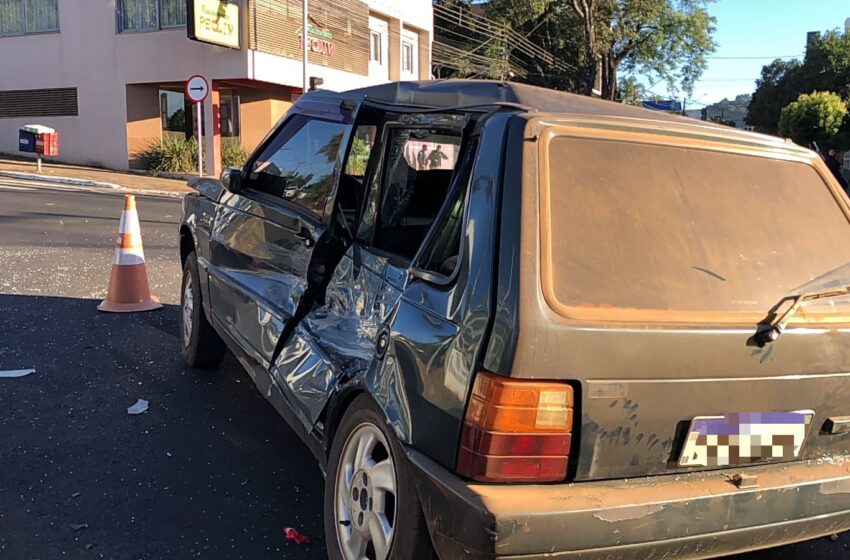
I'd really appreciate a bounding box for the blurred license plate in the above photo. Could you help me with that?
[679,411,814,467]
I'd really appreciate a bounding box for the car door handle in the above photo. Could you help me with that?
[294,227,314,247]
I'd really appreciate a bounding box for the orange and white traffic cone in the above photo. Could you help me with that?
[98,194,162,313]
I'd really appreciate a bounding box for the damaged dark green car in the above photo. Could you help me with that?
[179,80,850,559]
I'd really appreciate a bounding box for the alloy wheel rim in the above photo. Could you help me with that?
[182,273,193,348]
[334,422,397,560]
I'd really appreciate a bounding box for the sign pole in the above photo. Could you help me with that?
[302,0,308,93]
[186,74,210,177]
[196,102,204,177]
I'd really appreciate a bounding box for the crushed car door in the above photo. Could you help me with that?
[207,102,354,369]
[270,113,471,430]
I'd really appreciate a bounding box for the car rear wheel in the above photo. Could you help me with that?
[325,395,436,560]
[181,252,226,369]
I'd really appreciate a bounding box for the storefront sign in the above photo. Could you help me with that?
[188,0,241,50]
[298,21,334,56]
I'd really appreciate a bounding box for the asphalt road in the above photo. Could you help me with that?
[0,177,847,559]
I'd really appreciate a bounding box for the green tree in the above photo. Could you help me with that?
[746,58,803,134]
[778,91,848,148]
[747,30,850,136]
[618,76,646,104]
[485,0,717,99]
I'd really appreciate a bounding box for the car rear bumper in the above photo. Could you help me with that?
[405,448,850,559]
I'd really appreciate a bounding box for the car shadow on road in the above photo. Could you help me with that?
[0,293,326,559]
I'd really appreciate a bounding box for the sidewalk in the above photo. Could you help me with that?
[0,154,193,196]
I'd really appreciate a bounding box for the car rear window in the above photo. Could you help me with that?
[542,136,850,322]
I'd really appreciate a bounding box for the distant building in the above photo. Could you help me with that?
[0,0,433,175]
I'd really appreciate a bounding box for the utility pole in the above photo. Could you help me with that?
[302,0,308,94]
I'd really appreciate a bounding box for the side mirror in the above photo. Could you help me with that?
[220,167,242,193]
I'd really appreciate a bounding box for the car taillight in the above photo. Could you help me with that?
[457,372,573,482]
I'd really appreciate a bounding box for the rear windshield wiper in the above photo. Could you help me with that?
[754,286,850,346]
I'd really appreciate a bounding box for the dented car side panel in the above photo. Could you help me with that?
[271,245,404,430]
[270,113,510,469]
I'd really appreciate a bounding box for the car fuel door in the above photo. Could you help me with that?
[207,102,355,369]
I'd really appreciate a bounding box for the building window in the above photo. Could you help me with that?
[402,41,414,73]
[370,30,382,63]
[118,0,186,33]
[0,0,59,36]
[160,89,192,140]
[219,90,240,138]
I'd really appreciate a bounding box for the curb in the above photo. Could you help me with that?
[0,170,187,198]
[0,170,121,190]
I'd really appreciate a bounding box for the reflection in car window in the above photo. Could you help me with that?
[250,116,347,217]
[345,125,376,178]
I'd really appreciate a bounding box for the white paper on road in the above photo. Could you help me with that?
[0,369,35,378]
[127,398,149,415]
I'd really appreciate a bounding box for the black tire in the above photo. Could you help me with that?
[324,394,437,560]
[180,252,226,369]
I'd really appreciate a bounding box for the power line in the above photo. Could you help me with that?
[432,2,578,76]
[707,54,803,60]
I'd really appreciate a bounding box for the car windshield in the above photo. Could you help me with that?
[543,134,850,323]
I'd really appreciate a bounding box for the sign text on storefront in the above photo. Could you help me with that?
[188,0,241,50]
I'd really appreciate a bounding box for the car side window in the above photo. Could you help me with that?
[247,115,347,217]
[363,127,462,261]
[418,139,478,278]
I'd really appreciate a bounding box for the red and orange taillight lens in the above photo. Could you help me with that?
[457,372,574,482]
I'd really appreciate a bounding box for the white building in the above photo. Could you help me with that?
[0,0,433,175]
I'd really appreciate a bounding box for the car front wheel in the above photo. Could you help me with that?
[324,395,436,560]
[181,251,226,369]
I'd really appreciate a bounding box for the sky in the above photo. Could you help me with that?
[683,0,850,106]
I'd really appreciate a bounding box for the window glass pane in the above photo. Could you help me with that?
[219,91,240,138]
[160,90,190,139]
[121,0,157,30]
[402,42,413,72]
[546,137,850,319]
[160,0,186,27]
[344,126,375,178]
[24,0,58,32]
[420,141,476,276]
[0,0,24,35]
[250,117,347,216]
[372,128,462,260]
[370,31,381,63]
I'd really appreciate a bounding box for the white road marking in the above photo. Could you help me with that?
[0,177,184,198]
[0,369,36,378]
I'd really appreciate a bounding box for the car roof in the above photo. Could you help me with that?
[298,79,797,150]
[307,79,698,123]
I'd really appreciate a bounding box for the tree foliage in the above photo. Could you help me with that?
[748,30,850,142]
[778,91,848,148]
[433,0,716,99]
[482,0,716,99]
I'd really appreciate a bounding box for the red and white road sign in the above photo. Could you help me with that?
[186,75,210,103]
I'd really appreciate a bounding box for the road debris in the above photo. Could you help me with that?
[71,492,81,498]
[283,527,310,545]
[0,368,35,378]
[69,523,88,531]
[127,399,149,415]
